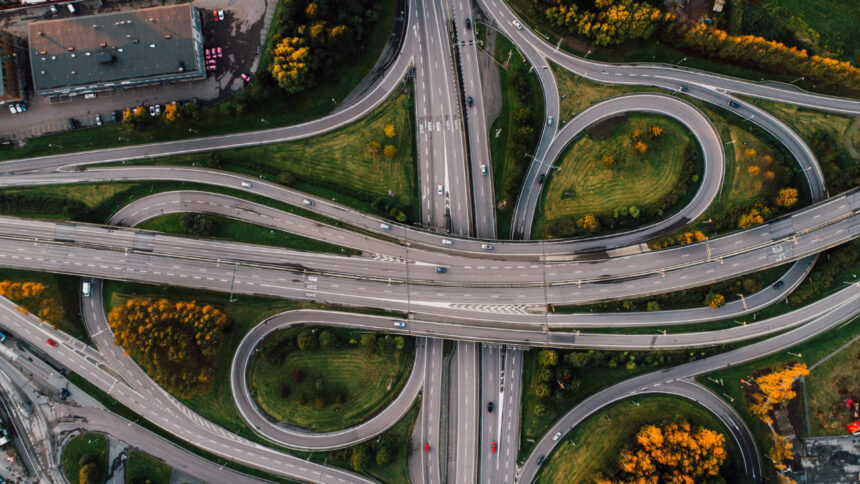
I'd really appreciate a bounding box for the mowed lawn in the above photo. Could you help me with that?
[536,114,692,226]
[805,337,860,436]
[718,119,786,213]
[125,450,172,484]
[154,90,418,214]
[61,433,108,484]
[249,328,415,432]
[553,64,654,121]
[536,395,742,484]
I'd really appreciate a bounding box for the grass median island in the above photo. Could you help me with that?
[533,113,701,239]
[0,268,88,342]
[535,395,744,484]
[248,326,414,432]
[137,213,359,256]
[125,450,172,484]
[700,315,860,482]
[490,33,545,238]
[61,432,108,484]
[552,64,654,120]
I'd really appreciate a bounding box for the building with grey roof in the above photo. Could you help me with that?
[28,4,205,97]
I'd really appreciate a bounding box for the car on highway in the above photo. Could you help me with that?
[773,280,785,289]
[537,455,545,465]
[465,18,471,29]
[438,185,444,195]
[680,85,689,92]
[481,164,488,176]
[442,239,453,245]
[303,199,313,206]
[424,443,430,453]
[728,100,740,108]
[435,267,448,273]
[512,19,523,30]
[380,223,392,230]
[466,96,474,107]
[241,181,253,188]
[487,401,493,412]
[491,441,497,453]
[547,115,553,125]
[538,174,546,184]
[481,244,493,250]
[46,338,58,347]
[552,431,562,441]
[393,321,406,328]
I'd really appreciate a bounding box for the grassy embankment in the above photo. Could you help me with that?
[61,433,108,484]
[535,395,746,484]
[125,450,172,484]
[249,326,415,431]
[0,0,398,161]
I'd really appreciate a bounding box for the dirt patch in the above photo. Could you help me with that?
[586,115,627,141]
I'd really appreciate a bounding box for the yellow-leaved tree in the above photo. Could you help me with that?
[270,36,311,94]
[748,363,809,424]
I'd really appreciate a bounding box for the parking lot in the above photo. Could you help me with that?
[0,0,273,141]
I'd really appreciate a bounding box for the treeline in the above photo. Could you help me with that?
[202,152,416,223]
[533,0,860,93]
[0,280,65,324]
[268,0,382,94]
[531,346,729,415]
[329,429,402,472]
[108,298,229,397]
[179,213,220,238]
[499,68,540,216]
[558,272,772,313]
[810,130,860,193]
[0,192,87,219]
[788,240,859,307]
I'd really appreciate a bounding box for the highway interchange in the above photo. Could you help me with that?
[0,0,858,483]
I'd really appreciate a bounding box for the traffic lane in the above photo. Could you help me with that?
[478,345,501,484]
[498,348,523,483]
[230,314,426,450]
[453,341,479,484]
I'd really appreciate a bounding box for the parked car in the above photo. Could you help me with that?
[67,3,75,14]
[213,10,220,21]
[18,103,27,112]
[111,111,120,123]
[68,119,76,129]
[218,9,225,21]
[50,5,58,14]
[216,47,223,57]
[240,73,251,82]
[149,105,156,117]
[95,114,102,126]
[7,105,15,115]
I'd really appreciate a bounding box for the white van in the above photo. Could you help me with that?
[82,282,91,297]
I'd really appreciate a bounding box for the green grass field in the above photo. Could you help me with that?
[125,450,172,484]
[61,433,107,484]
[137,214,357,256]
[804,337,860,437]
[0,1,397,162]
[700,315,860,481]
[490,33,545,238]
[533,114,695,237]
[553,64,653,121]
[248,327,414,432]
[535,395,744,484]
[0,268,88,342]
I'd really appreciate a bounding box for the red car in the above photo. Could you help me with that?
[491,441,497,453]
[212,10,219,21]
[46,338,58,347]
[424,443,430,453]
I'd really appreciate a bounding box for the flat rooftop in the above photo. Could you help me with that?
[29,4,202,92]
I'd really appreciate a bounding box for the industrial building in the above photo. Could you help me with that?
[28,4,205,97]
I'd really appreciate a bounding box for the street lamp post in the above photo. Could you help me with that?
[737,293,747,310]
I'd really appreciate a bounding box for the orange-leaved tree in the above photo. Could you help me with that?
[108,298,229,396]
[596,420,726,483]
[748,363,809,424]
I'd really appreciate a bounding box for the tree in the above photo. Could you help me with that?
[179,213,219,237]
[606,421,727,483]
[579,213,598,231]
[646,301,660,311]
[305,2,319,18]
[748,363,809,424]
[163,102,178,123]
[748,165,761,176]
[383,145,397,159]
[319,329,338,348]
[633,141,648,155]
[108,298,228,396]
[384,124,396,138]
[79,462,101,484]
[738,208,765,228]
[705,292,726,309]
[775,187,799,207]
[602,154,617,167]
[630,128,641,141]
[647,125,663,138]
[366,141,381,157]
[535,382,551,399]
[375,446,392,466]
[270,36,311,93]
[538,349,558,367]
[628,205,640,218]
[351,446,370,472]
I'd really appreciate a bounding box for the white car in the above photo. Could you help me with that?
[442,239,453,246]
[8,105,16,114]
[241,182,253,188]
[14,104,23,113]
[302,199,313,206]
[512,20,523,30]
[481,164,488,176]
[218,9,225,21]
[482,244,493,250]
[547,116,553,125]
[553,432,562,441]
[50,5,58,14]
[437,185,444,195]
[393,321,406,328]
[380,223,392,230]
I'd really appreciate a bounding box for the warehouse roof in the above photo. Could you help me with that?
[28,4,202,92]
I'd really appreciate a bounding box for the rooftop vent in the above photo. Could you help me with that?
[99,42,107,48]
[66,46,74,51]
